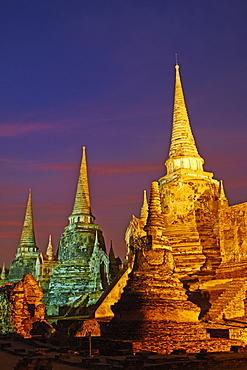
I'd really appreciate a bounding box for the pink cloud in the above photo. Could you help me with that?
[0,220,22,227]
[0,157,163,176]
[0,123,53,137]
[0,231,20,239]
[96,193,144,209]
[37,163,77,171]
[37,162,163,175]
[90,163,163,175]
[223,178,247,191]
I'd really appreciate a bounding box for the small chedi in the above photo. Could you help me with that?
[106,182,211,354]
[106,63,247,353]
[6,191,58,290]
[8,190,40,283]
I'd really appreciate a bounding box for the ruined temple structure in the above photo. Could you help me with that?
[0,274,53,338]
[4,147,120,317]
[106,63,247,353]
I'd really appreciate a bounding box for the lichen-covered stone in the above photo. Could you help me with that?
[0,288,14,334]
[45,148,111,314]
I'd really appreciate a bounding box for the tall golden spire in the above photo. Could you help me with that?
[72,146,92,217]
[19,189,36,248]
[165,63,204,175]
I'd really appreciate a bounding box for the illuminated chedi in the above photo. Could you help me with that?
[158,63,221,274]
[125,63,224,277]
[125,62,247,279]
[109,63,247,353]
[46,147,111,315]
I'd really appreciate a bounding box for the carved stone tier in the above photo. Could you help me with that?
[204,278,247,322]
[216,262,247,279]
[217,203,247,266]
[159,175,222,275]
[46,228,110,314]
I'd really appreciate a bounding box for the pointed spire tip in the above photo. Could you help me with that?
[71,147,92,218]
[46,234,54,260]
[165,59,204,174]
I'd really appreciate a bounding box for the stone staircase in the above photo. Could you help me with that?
[204,278,247,322]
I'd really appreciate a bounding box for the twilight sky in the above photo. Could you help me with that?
[1,0,247,266]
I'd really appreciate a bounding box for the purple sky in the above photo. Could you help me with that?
[1,1,247,266]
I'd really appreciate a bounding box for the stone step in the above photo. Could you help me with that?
[205,279,247,321]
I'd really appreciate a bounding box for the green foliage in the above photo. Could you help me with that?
[0,292,15,334]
